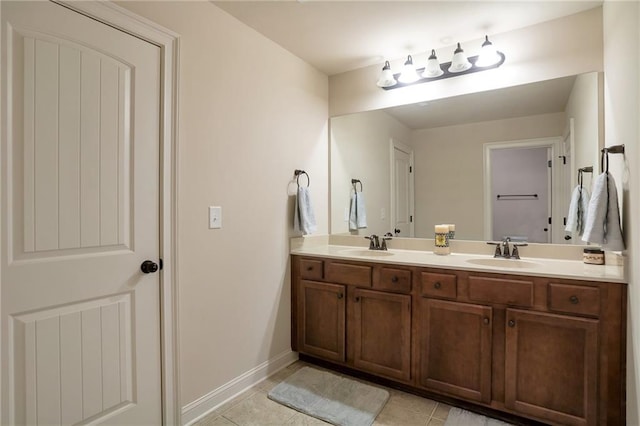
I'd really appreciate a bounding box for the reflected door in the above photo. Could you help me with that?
[1,2,162,424]
[391,141,414,237]
[491,147,551,243]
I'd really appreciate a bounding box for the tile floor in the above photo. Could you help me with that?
[194,360,451,426]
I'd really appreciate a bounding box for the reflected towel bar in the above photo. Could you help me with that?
[497,194,538,199]
[351,179,363,192]
[294,169,310,187]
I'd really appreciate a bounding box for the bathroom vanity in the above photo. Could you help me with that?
[290,241,626,426]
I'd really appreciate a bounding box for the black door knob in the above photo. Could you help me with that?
[141,260,159,274]
[564,235,572,240]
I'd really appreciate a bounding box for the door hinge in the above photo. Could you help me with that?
[548,217,552,225]
[548,160,552,168]
[409,166,412,173]
[563,217,567,226]
[558,155,566,165]
[410,216,413,223]
[159,258,164,270]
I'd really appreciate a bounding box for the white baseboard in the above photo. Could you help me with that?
[181,350,299,425]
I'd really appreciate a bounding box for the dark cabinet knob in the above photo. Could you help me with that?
[570,295,579,304]
[434,282,441,289]
[483,317,490,325]
[306,266,314,271]
[337,293,343,299]
[140,260,159,274]
[355,296,360,302]
[391,276,398,283]
[508,319,516,327]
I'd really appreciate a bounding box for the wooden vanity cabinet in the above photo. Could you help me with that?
[416,298,492,403]
[292,257,412,382]
[291,255,626,426]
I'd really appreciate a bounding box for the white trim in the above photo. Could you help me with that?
[53,2,181,424]
[483,137,562,242]
[389,139,415,237]
[181,351,299,426]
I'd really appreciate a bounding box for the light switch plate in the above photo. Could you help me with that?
[209,206,222,229]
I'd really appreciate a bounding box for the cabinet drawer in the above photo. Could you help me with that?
[548,283,600,317]
[469,276,533,307]
[325,262,372,287]
[300,259,323,280]
[420,272,457,300]
[376,267,412,293]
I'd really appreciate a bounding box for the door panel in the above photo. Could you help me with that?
[392,143,413,237]
[1,2,161,424]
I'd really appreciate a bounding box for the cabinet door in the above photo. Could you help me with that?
[351,288,411,381]
[298,280,346,362]
[417,298,492,403]
[505,309,598,426]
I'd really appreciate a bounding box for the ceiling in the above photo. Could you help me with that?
[213,1,602,76]
[385,75,577,129]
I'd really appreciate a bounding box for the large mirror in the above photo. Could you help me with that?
[330,72,603,243]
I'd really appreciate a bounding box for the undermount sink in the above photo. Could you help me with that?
[465,257,540,269]
[340,249,395,257]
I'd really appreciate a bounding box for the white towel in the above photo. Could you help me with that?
[348,192,367,231]
[565,185,591,235]
[582,172,625,250]
[294,187,317,235]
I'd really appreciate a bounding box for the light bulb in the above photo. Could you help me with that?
[475,35,501,67]
[448,43,472,73]
[422,49,444,78]
[398,55,420,84]
[376,61,397,88]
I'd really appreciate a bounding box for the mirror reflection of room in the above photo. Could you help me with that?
[330,72,602,244]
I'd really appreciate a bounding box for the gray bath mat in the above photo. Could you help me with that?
[267,366,389,426]
[444,407,514,426]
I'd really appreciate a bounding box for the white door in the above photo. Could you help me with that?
[1,2,162,424]
[391,141,414,237]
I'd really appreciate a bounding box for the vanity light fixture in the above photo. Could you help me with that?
[377,35,506,90]
[398,55,420,84]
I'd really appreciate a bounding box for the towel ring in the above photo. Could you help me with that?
[351,179,363,192]
[294,169,310,187]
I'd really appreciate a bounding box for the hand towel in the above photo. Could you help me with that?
[582,172,624,250]
[349,192,367,231]
[294,187,317,235]
[565,185,591,235]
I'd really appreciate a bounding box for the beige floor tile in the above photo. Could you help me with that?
[222,391,298,425]
[284,412,330,425]
[206,389,258,419]
[195,415,238,426]
[431,402,452,420]
[427,418,446,426]
[385,389,437,417]
[373,402,430,426]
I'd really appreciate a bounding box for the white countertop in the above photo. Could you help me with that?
[291,242,626,284]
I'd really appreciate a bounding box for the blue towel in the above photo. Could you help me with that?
[565,185,590,235]
[349,192,367,231]
[582,172,624,250]
[294,187,317,235]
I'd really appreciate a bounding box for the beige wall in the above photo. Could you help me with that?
[602,1,640,423]
[330,110,412,236]
[329,7,603,117]
[410,113,565,240]
[565,72,603,191]
[116,1,329,408]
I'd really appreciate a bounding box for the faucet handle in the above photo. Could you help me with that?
[511,243,528,260]
[487,242,502,258]
[364,235,376,250]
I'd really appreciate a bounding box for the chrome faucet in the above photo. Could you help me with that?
[381,232,393,250]
[487,237,528,259]
[501,237,511,258]
[365,234,380,250]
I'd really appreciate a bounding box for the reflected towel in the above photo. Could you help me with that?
[294,187,317,235]
[349,192,367,231]
[565,185,591,235]
[582,172,624,250]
